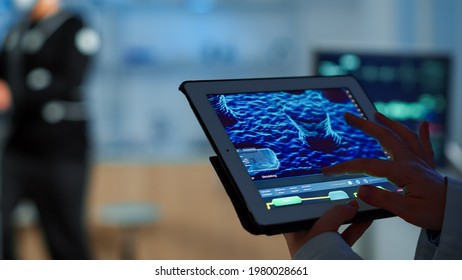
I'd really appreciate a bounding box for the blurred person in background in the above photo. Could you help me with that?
[0,0,99,259]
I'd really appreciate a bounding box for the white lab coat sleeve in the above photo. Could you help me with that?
[415,177,462,259]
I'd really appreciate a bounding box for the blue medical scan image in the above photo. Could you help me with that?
[208,88,388,181]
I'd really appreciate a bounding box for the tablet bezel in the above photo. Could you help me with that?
[180,75,395,232]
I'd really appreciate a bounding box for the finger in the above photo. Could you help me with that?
[284,201,360,257]
[311,201,359,233]
[375,112,424,158]
[344,112,405,157]
[419,121,435,169]
[341,220,373,246]
[358,185,411,218]
[323,158,413,187]
[322,158,396,177]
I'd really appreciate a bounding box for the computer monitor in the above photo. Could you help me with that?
[313,50,451,166]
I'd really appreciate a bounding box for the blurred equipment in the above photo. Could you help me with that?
[314,50,451,166]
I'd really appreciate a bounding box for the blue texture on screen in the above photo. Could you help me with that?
[209,89,387,181]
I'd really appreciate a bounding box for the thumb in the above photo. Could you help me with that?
[311,200,359,233]
[341,220,373,246]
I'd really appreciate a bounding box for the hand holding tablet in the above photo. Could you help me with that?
[324,112,447,231]
[284,111,447,258]
[180,76,401,235]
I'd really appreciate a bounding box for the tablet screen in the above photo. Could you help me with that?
[208,87,399,210]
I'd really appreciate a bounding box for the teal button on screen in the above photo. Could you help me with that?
[272,196,302,207]
[328,190,349,201]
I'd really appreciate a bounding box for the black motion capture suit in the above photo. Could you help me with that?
[0,10,98,259]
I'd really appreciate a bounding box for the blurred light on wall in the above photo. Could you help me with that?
[0,0,12,13]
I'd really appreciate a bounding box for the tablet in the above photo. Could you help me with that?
[180,75,399,235]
